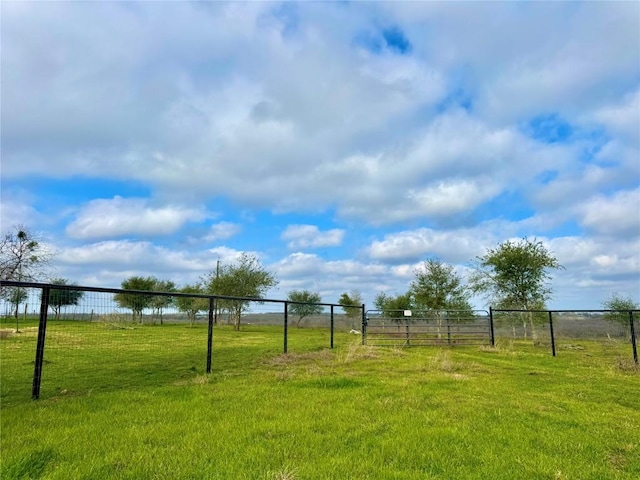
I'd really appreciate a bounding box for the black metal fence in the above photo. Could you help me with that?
[363,310,492,347]
[3,280,637,403]
[490,308,638,363]
[0,281,365,401]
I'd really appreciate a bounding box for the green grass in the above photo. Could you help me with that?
[1,321,639,479]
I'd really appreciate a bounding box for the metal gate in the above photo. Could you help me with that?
[363,310,491,347]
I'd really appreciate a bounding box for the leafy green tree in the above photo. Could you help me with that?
[338,290,363,328]
[410,258,473,337]
[114,276,157,324]
[411,259,473,314]
[602,293,639,326]
[287,290,323,328]
[0,225,52,282]
[203,253,278,330]
[373,291,413,331]
[470,237,563,340]
[374,291,413,318]
[4,286,27,320]
[149,279,176,325]
[602,293,639,312]
[175,284,209,326]
[48,278,84,319]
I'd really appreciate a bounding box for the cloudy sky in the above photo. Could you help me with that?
[2,1,639,310]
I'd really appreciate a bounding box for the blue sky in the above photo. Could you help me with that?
[2,1,639,309]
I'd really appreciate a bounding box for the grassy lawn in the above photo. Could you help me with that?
[1,321,639,479]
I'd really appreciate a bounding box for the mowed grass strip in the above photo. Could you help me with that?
[1,321,638,479]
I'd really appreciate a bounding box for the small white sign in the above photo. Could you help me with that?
[404,310,412,317]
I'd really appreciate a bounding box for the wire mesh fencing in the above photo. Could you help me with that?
[0,283,210,404]
[490,308,638,363]
[0,281,364,402]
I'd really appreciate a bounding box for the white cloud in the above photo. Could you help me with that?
[281,224,344,249]
[66,197,208,239]
[205,222,241,242]
[588,88,640,143]
[578,189,640,237]
[367,227,496,264]
[2,2,638,310]
[53,239,218,287]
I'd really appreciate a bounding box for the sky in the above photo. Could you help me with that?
[1,1,639,311]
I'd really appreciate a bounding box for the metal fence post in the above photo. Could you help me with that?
[32,286,50,400]
[489,307,495,346]
[548,311,556,357]
[206,297,215,374]
[447,324,451,345]
[361,304,366,346]
[330,305,334,349]
[283,301,288,354]
[630,310,638,365]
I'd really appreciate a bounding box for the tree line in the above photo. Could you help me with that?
[1,226,638,332]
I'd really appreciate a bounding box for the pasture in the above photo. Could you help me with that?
[1,320,639,479]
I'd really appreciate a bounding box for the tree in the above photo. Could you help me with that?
[1,226,54,331]
[48,278,84,320]
[175,284,209,326]
[602,293,639,312]
[410,258,473,337]
[374,291,413,331]
[203,253,278,331]
[149,279,176,325]
[602,293,639,327]
[411,259,473,314]
[374,291,413,318]
[470,237,563,340]
[0,226,52,282]
[4,286,27,320]
[114,276,157,323]
[287,290,323,328]
[338,289,363,328]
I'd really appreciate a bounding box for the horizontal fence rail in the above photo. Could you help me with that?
[363,310,492,347]
[0,281,364,401]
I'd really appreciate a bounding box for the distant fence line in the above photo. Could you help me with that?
[489,307,638,364]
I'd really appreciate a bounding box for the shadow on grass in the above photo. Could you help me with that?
[2,447,57,479]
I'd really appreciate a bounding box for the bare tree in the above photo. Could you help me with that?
[1,226,53,282]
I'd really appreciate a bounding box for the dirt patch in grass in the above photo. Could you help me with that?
[0,327,38,339]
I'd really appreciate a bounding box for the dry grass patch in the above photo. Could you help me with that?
[614,356,639,373]
[337,341,380,364]
[264,349,335,367]
[269,465,298,480]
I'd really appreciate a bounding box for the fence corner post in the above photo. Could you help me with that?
[361,304,366,346]
[630,310,638,365]
[32,285,50,400]
[330,305,334,349]
[548,311,556,357]
[489,307,495,346]
[283,301,288,354]
[206,297,215,374]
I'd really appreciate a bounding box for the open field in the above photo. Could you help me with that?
[1,321,639,479]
